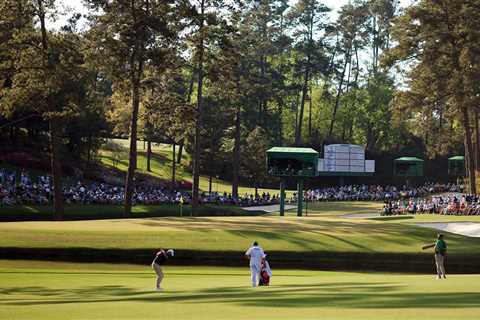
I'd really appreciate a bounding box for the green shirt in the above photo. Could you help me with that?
[435,239,447,254]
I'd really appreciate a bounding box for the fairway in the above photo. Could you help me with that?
[1,260,479,320]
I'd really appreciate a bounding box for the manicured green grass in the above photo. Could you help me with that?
[1,260,479,320]
[301,201,384,216]
[2,201,480,254]
[2,213,479,254]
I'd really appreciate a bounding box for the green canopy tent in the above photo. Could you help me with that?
[448,156,465,176]
[266,147,319,217]
[266,147,319,177]
[393,157,424,177]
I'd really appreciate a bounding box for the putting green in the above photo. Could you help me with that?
[2,201,480,254]
[2,217,480,254]
[1,260,479,320]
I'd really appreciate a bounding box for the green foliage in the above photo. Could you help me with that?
[3,0,477,191]
[241,126,269,188]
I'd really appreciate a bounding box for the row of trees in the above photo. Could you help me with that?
[1,0,476,219]
[385,0,480,193]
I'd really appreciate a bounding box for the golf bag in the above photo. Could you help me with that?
[258,260,272,286]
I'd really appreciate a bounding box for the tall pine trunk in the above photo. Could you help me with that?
[178,67,195,166]
[38,0,63,220]
[328,49,350,138]
[177,141,183,165]
[146,140,151,172]
[461,105,476,194]
[232,102,241,199]
[475,110,480,178]
[172,142,176,186]
[50,119,64,220]
[124,51,144,217]
[192,0,205,215]
[295,69,309,145]
[453,46,476,194]
[308,86,313,139]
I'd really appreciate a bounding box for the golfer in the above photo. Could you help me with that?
[245,241,265,287]
[152,249,174,291]
[422,234,447,279]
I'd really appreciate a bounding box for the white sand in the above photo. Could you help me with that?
[415,222,480,238]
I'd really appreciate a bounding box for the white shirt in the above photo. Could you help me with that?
[245,246,264,267]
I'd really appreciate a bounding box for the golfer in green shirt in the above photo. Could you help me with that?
[422,234,447,279]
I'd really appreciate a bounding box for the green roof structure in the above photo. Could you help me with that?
[394,157,424,162]
[266,147,319,217]
[448,155,465,176]
[393,157,424,177]
[448,156,465,161]
[266,147,318,154]
[266,147,318,177]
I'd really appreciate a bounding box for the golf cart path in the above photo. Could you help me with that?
[243,204,296,213]
[415,222,480,238]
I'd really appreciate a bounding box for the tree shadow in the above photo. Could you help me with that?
[2,280,480,310]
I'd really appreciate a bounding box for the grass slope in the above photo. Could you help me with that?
[98,139,284,195]
[1,260,480,320]
[2,202,480,254]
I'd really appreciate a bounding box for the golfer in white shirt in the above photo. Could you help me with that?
[245,241,265,287]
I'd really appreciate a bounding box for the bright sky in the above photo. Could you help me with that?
[53,0,415,31]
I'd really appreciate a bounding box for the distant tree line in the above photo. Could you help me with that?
[1,0,477,219]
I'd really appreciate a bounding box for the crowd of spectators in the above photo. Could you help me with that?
[382,194,480,216]
[2,169,469,211]
[304,183,464,202]
[0,170,280,207]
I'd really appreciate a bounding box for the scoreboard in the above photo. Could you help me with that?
[318,144,375,175]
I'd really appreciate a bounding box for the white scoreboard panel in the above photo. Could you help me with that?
[318,144,375,174]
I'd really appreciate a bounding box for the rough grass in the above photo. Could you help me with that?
[1,260,480,320]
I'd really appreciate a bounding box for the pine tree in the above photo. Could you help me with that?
[85,0,181,216]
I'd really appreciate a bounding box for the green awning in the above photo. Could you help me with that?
[448,156,464,161]
[394,157,424,162]
[267,147,318,154]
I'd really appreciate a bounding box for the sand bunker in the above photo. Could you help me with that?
[415,222,480,238]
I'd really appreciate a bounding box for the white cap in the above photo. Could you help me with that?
[166,249,175,257]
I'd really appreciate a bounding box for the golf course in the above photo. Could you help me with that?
[3,0,480,317]
[2,202,480,253]
[3,202,480,319]
[1,260,480,320]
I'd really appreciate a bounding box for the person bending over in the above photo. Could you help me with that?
[152,249,174,291]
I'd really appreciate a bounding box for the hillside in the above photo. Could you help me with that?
[98,138,286,195]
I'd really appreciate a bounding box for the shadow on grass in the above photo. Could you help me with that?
[2,281,480,309]
[371,216,415,221]
[0,204,264,221]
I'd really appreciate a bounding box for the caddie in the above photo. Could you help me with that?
[245,241,265,287]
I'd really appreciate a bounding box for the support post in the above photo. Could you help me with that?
[297,179,303,217]
[280,179,286,216]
